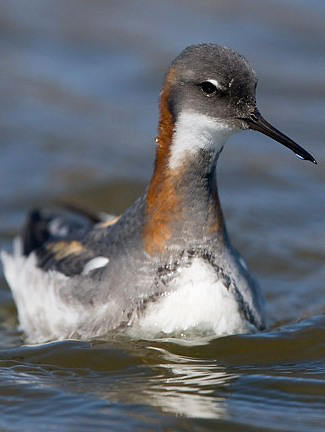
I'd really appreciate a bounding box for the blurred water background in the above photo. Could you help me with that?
[0,1,324,431]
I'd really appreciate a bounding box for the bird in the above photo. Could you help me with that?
[1,44,316,344]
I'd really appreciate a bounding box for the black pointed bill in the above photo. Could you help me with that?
[243,110,317,164]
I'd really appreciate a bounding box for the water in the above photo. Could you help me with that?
[0,0,324,430]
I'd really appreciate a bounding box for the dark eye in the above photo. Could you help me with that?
[199,81,218,97]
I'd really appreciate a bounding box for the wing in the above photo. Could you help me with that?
[22,206,119,276]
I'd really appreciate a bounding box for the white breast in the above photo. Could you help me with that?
[133,258,253,338]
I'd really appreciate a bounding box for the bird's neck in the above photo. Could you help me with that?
[143,97,234,256]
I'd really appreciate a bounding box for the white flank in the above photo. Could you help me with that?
[1,239,74,342]
[133,257,253,338]
[82,256,109,275]
[0,240,118,343]
[169,111,236,170]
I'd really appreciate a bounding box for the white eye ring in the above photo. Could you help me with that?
[206,79,223,89]
[199,79,228,97]
[206,79,228,93]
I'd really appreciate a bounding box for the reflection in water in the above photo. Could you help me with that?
[143,347,235,419]
[0,324,325,430]
[0,343,233,425]
[63,342,238,420]
[0,339,236,421]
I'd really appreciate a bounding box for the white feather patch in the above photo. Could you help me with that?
[169,111,236,170]
[1,239,72,342]
[82,256,109,275]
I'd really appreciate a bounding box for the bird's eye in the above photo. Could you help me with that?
[199,81,218,97]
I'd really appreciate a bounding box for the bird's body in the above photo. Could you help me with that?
[1,44,315,344]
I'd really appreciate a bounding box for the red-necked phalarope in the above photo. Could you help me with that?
[1,44,316,343]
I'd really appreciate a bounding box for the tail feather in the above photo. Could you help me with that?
[22,210,50,256]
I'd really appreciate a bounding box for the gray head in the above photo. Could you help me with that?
[160,44,316,166]
[167,44,257,126]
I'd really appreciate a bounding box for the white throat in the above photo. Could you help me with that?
[169,111,236,170]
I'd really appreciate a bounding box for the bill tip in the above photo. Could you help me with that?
[295,153,317,164]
